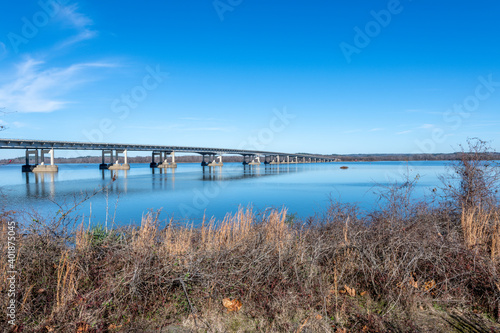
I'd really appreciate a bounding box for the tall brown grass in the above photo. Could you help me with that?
[461,205,500,260]
[1,200,499,332]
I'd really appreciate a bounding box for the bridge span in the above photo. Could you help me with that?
[0,139,337,172]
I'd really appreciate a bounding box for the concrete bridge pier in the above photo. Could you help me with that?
[242,154,249,165]
[208,154,223,167]
[35,149,58,172]
[22,149,58,172]
[106,149,130,170]
[158,151,177,168]
[150,151,162,168]
[248,155,260,165]
[201,153,209,166]
[100,150,113,169]
[22,149,38,172]
[109,149,130,170]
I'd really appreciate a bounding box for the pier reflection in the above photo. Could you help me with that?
[151,167,176,190]
[24,172,56,199]
[201,164,301,181]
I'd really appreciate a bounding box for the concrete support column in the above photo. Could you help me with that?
[28,149,58,173]
[171,151,175,164]
[124,150,128,164]
[287,156,290,164]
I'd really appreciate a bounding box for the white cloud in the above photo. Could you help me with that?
[405,109,444,115]
[12,121,26,128]
[54,4,97,49]
[0,42,6,58]
[0,58,116,113]
[396,130,413,135]
[419,124,435,129]
[368,127,384,132]
[59,4,93,29]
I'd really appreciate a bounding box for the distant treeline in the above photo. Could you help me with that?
[332,152,500,161]
[2,152,500,164]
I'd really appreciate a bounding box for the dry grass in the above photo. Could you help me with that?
[461,205,500,260]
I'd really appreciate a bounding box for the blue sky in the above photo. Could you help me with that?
[0,0,499,158]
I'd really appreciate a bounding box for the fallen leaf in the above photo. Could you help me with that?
[362,325,369,332]
[38,288,46,293]
[423,280,436,291]
[315,314,322,320]
[360,291,368,297]
[76,322,90,332]
[296,318,309,333]
[344,285,356,297]
[409,276,419,289]
[222,298,242,312]
[45,326,54,332]
[108,324,121,330]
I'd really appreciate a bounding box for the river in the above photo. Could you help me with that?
[0,161,452,227]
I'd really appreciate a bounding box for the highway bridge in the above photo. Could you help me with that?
[0,139,336,172]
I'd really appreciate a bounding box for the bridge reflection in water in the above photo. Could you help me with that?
[19,162,311,199]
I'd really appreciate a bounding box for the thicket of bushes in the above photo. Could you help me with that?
[1,139,499,332]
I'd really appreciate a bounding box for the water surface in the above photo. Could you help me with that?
[0,161,451,226]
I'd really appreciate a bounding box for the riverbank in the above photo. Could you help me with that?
[1,199,499,332]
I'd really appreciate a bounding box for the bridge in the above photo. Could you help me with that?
[0,139,337,172]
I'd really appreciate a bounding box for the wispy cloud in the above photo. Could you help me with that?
[125,124,236,132]
[405,109,444,115]
[55,4,97,49]
[396,130,413,135]
[0,42,6,59]
[419,124,435,129]
[0,120,27,128]
[0,58,116,113]
[368,127,384,132]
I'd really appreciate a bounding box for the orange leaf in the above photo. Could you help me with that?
[409,276,419,289]
[76,322,90,332]
[45,326,55,332]
[222,298,242,312]
[315,314,323,320]
[360,291,368,297]
[344,285,356,297]
[423,280,436,291]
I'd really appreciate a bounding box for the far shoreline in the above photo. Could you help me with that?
[2,152,500,164]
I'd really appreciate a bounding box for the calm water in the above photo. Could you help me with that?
[0,161,452,226]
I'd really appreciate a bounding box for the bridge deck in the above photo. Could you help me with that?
[0,139,330,159]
